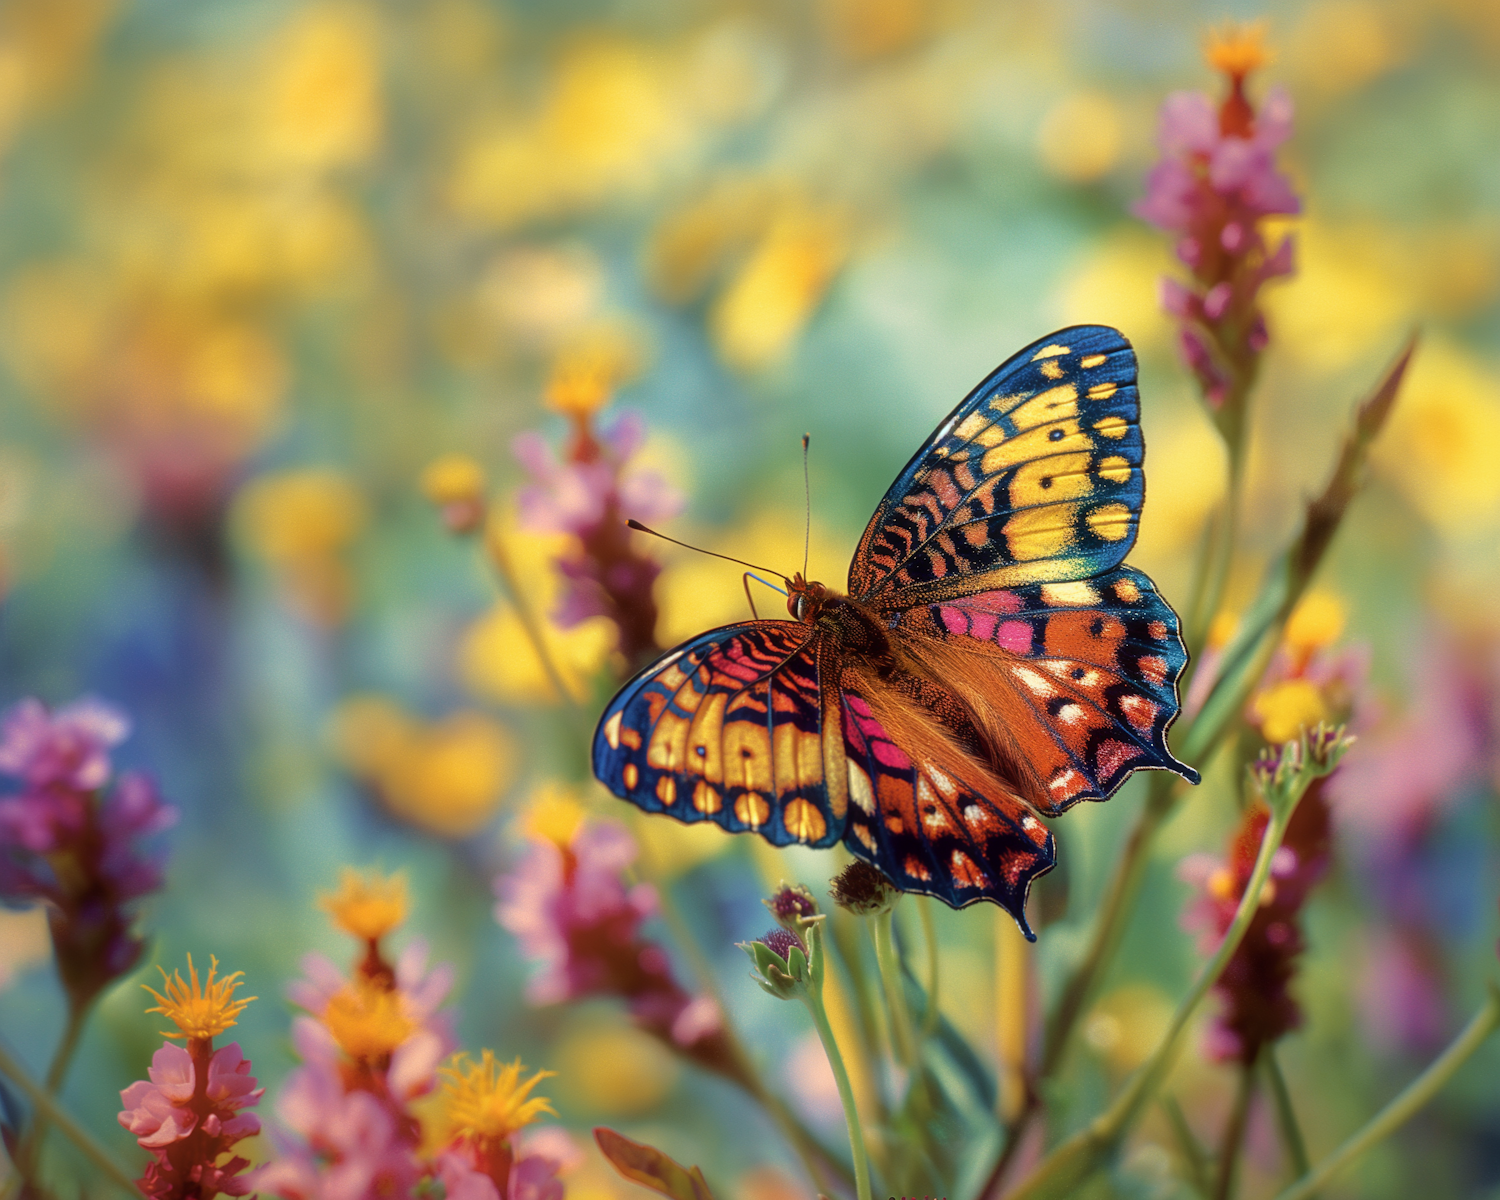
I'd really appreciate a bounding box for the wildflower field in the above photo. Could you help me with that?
[1,3,1498,1199]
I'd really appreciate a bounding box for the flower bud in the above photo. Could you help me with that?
[763,882,818,932]
[829,861,898,917]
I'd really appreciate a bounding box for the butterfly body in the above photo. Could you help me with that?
[594,326,1200,936]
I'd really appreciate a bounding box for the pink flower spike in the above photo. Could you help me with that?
[1203,282,1234,321]
[0,697,129,790]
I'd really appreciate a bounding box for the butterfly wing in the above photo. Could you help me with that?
[593,622,845,848]
[887,565,1200,816]
[836,665,1055,936]
[850,326,1144,605]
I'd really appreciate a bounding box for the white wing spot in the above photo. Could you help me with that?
[847,759,875,814]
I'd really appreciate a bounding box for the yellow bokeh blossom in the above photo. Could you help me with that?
[1052,227,1175,353]
[1082,983,1173,1075]
[320,867,409,942]
[554,1022,678,1115]
[523,783,586,849]
[143,955,255,1042]
[329,696,518,838]
[1374,337,1500,539]
[710,204,849,371]
[1252,679,1329,745]
[1284,592,1347,662]
[1036,92,1123,184]
[440,1050,556,1145]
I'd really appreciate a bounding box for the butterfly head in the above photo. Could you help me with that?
[786,574,828,623]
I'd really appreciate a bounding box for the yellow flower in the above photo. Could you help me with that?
[420,455,486,507]
[320,867,409,941]
[1036,92,1123,184]
[1204,20,1272,78]
[1284,592,1347,661]
[236,468,367,565]
[522,783,586,849]
[710,204,848,371]
[328,696,518,838]
[1252,679,1328,745]
[440,1050,556,1144]
[544,324,645,418]
[324,979,414,1060]
[143,955,255,1041]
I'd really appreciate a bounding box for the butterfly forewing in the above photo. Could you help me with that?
[593,623,844,848]
[850,326,1143,605]
[837,670,1055,936]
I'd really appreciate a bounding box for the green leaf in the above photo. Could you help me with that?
[594,1127,716,1200]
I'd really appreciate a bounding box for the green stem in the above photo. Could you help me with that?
[12,997,92,1186]
[1273,985,1500,1200]
[917,898,941,1043]
[1003,783,1302,1200]
[871,908,916,1069]
[1162,1094,1213,1198]
[1213,1056,1257,1200]
[804,987,876,1200]
[0,1035,144,1198]
[482,525,581,711]
[1263,1047,1311,1181]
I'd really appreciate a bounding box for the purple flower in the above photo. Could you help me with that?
[513,406,682,667]
[0,696,176,1008]
[756,928,805,963]
[496,819,741,1084]
[0,696,129,791]
[1135,25,1299,417]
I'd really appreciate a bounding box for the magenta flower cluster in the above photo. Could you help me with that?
[513,409,681,667]
[1136,58,1300,411]
[0,697,176,1006]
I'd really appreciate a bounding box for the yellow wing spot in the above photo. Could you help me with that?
[647,712,691,772]
[783,797,827,843]
[1040,359,1065,380]
[1098,455,1132,483]
[1010,453,1093,509]
[1113,577,1142,603]
[1080,353,1107,369]
[1087,503,1133,541]
[847,759,875,813]
[1041,580,1100,607]
[622,763,639,790]
[734,791,770,828]
[1007,384,1079,434]
[1004,504,1079,562]
[1031,344,1071,360]
[693,780,721,814]
[953,412,989,441]
[1086,382,1118,401]
[603,711,623,750]
[1094,416,1128,439]
[656,776,676,806]
[850,821,875,850]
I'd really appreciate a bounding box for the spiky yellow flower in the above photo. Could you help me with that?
[143,955,256,1041]
[440,1050,556,1145]
[320,866,409,941]
[1204,20,1271,80]
[324,980,415,1060]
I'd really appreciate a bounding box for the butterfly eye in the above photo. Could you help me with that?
[794,594,808,620]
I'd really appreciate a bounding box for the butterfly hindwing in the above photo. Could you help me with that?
[837,668,1055,936]
[850,326,1143,605]
[593,623,843,848]
[888,566,1199,815]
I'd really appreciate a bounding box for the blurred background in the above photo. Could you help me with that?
[0,0,1498,1197]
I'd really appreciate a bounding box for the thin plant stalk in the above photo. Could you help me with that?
[996,908,1030,1124]
[917,897,940,1042]
[482,522,581,710]
[1002,764,1309,1200]
[1263,1047,1311,1181]
[1214,1056,1257,1200]
[1272,985,1500,1200]
[871,907,917,1069]
[1163,1094,1213,1198]
[12,998,92,1188]
[0,1035,144,1199]
[806,982,876,1200]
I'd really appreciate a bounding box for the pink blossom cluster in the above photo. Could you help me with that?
[496,819,739,1082]
[0,697,176,1005]
[118,1042,263,1199]
[513,408,681,667]
[1136,50,1300,411]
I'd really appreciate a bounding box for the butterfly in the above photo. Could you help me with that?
[592,326,1199,937]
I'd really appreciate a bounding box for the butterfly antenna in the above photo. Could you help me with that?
[801,432,811,579]
[626,519,786,580]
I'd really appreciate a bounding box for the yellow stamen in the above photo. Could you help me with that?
[1252,679,1328,745]
[1204,20,1271,80]
[320,866,409,940]
[440,1050,556,1144]
[323,980,415,1060]
[523,784,585,849]
[143,955,255,1041]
